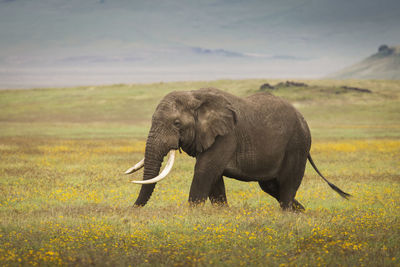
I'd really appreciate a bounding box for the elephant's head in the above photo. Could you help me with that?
[125,88,237,206]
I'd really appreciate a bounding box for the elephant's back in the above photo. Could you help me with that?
[246,92,289,106]
[245,92,298,119]
[245,91,311,151]
[243,91,308,150]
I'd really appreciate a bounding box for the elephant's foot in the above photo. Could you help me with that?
[210,199,229,207]
[292,199,305,212]
[280,199,305,212]
[209,192,228,207]
[188,198,207,208]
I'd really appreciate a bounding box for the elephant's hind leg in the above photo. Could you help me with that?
[259,179,304,211]
[209,176,228,206]
[292,200,305,211]
[259,179,280,200]
[277,152,307,211]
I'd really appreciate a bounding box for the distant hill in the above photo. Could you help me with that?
[329,45,400,80]
[1,1,400,88]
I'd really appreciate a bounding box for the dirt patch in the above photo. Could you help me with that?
[341,86,372,93]
[259,83,274,91]
[275,81,308,88]
[259,81,308,91]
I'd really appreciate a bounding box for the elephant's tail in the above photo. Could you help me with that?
[307,154,352,200]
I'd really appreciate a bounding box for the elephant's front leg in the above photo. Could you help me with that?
[209,176,227,206]
[188,135,236,205]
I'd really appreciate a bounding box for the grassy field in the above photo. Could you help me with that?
[0,79,399,266]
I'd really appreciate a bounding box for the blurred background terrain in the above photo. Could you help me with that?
[1,0,400,88]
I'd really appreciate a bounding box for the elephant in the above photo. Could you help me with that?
[125,87,351,211]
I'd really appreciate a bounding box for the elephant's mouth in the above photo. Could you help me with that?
[179,139,197,157]
[125,150,176,184]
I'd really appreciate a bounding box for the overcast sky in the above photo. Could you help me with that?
[1,0,399,88]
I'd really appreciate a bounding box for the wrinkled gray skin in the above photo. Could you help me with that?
[134,88,347,210]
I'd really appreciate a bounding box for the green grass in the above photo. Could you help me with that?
[0,79,399,266]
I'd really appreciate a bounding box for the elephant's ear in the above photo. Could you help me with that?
[192,89,237,153]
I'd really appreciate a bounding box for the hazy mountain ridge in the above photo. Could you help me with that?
[329,45,400,80]
[1,0,399,66]
[1,0,400,88]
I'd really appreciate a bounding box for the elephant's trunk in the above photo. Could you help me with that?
[131,151,175,184]
[133,132,169,206]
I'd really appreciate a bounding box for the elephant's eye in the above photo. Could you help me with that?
[174,119,181,128]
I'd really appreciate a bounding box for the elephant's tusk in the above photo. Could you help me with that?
[125,158,145,174]
[131,150,176,184]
